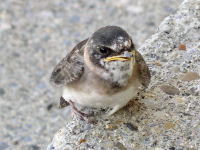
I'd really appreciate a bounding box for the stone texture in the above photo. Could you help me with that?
[49,0,200,149]
[178,44,187,50]
[160,85,180,95]
[181,72,199,81]
[0,0,195,149]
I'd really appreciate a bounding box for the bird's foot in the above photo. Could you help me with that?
[104,105,122,116]
[69,100,96,124]
[126,100,141,114]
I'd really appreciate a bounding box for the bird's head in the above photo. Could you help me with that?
[84,26,136,86]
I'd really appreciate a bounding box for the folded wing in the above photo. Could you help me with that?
[135,50,151,88]
[50,39,88,86]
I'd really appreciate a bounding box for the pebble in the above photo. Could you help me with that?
[181,72,199,81]
[164,122,175,130]
[178,44,186,50]
[144,92,156,98]
[153,62,162,66]
[160,85,180,95]
[175,97,183,103]
[79,139,86,144]
[124,123,138,131]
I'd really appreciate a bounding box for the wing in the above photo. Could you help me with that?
[135,50,151,88]
[50,39,88,86]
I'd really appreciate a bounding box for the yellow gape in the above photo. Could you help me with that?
[104,50,135,62]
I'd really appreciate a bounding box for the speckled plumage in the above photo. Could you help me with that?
[50,39,87,85]
[50,26,151,116]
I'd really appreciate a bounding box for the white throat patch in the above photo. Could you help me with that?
[100,58,134,86]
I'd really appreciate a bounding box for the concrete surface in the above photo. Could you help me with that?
[49,0,200,149]
[0,0,186,149]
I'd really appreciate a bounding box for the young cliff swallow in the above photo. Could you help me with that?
[50,26,151,120]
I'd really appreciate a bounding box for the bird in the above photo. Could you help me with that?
[50,26,151,120]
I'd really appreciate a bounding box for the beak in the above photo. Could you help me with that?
[104,50,135,62]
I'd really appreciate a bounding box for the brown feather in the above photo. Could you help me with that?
[135,50,151,88]
[50,39,88,86]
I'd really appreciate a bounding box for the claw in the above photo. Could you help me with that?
[126,100,140,114]
[69,100,96,124]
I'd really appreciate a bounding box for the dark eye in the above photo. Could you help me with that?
[98,46,111,55]
[99,47,107,54]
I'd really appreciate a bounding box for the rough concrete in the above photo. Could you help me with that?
[49,0,200,149]
[0,0,186,149]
